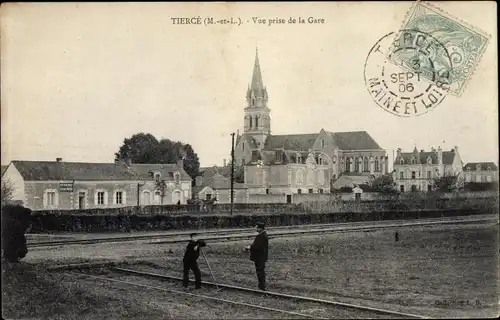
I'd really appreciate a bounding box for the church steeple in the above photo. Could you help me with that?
[244,47,271,145]
[246,47,268,103]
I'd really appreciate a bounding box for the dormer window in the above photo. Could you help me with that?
[400,159,404,165]
[296,153,302,164]
[487,166,491,171]
[411,158,416,164]
[174,172,180,183]
[154,172,161,182]
[467,167,471,171]
[427,157,432,164]
[476,164,481,171]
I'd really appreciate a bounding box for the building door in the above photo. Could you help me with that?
[286,195,292,203]
[142,191,151,206]
[78,192,86,209]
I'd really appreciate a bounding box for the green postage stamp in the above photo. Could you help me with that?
[387,1,490,97]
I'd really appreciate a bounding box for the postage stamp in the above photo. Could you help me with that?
[387,1,491,97]
[364,30,451,117]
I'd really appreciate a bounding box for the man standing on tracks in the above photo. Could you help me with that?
[183,233,206,289]
[247,221,269,291]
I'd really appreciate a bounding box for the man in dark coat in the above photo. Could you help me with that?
[248,221,269,291]
[183,233,206,289]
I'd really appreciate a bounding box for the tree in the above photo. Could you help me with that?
[432,173,463,192]
[371,174,397,194]
[114,133,200,180]
[1,179,14,205]
[155,180,167,205]
[233,166,245,183]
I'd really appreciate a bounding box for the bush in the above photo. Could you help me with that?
[1,204,32,262]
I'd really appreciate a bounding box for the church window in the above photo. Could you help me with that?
[375,158,380,171]
[249,117,252,128]
[363,157,369,172]
[255,116,259,128]
[355,158,360,172]
[241,158,246,166]
[242,142,245,151]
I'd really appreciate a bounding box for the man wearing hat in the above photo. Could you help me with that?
[247,221,269,291]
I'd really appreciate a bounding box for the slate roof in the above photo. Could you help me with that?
[200,166,232,179]
[262,131,382,152]
[327,131,382,150]
[395,150,456,165]
[263,134,319,151]
[195,173,245,191]
[10,160,190,181]
[1,165,7,177]
[464,162,498,171]
[129,164,191,181]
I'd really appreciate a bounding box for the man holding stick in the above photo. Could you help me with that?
[183,233,206,289]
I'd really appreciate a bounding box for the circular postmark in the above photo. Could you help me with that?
[364,30,453,117]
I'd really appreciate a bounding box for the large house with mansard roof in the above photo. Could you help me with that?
[233,49,388,199]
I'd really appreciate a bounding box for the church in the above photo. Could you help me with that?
[234,50,389,197]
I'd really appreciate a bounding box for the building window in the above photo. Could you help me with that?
[355,158,360,172]
[400,171,404,179]
[321,139,325,148]
[242,142,245,151]
[411,185,417,192]
[308,189,313,194]
[154,173,161,182]
[266,188,270,194]
[332,174,336,179]
[476,164,481,171]
[487,166,491,171]
[467,167,471,171]
[427,185,432,192]
[47,191,56,206]
[427,171,431,179]
[298,189,302,194]
[400,185,404,192]
[411,158,416,164]
[174,173,180,183]
[255,116,259,128]
[487,176,492,182]
[427,157,432,164]
[249,117,252,128]
[296,169,304,185]
[332,156,337,164]
[115,191,123,204]
[97,192,105,205]
[400,159,404,165]
[319,188,323,194]
[476,175,482,183]
[411,171,416,179]
[363,157,369,172]
[241,158,246,166]
[206,194,212,201]
[375,158,380,171]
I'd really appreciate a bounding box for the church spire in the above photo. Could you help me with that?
[251,47,263,91]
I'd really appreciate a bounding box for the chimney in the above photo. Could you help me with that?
[177,159,184,169]
[195,176,203,187]
[437,146,443,165]
[56,157,62,162]
[223,159,227,167]
[396,148,402,158]
[55,158,63,180]
[453,145,458,153]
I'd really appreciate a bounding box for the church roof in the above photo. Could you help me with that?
[264,134,319,151]
[262,131,382,152]
[327,131,382,150]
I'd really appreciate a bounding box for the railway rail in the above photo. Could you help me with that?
[29,214,496,249]
[66,266,428,319]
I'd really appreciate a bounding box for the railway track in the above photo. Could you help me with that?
[66,266,427,319]
[29,214,497,249]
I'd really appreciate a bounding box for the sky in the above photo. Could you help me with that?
[1,2,497,169]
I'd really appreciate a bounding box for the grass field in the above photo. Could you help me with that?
[3,221,499,319]
[130,222,499,318]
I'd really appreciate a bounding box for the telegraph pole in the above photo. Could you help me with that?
[230,132,235,216]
